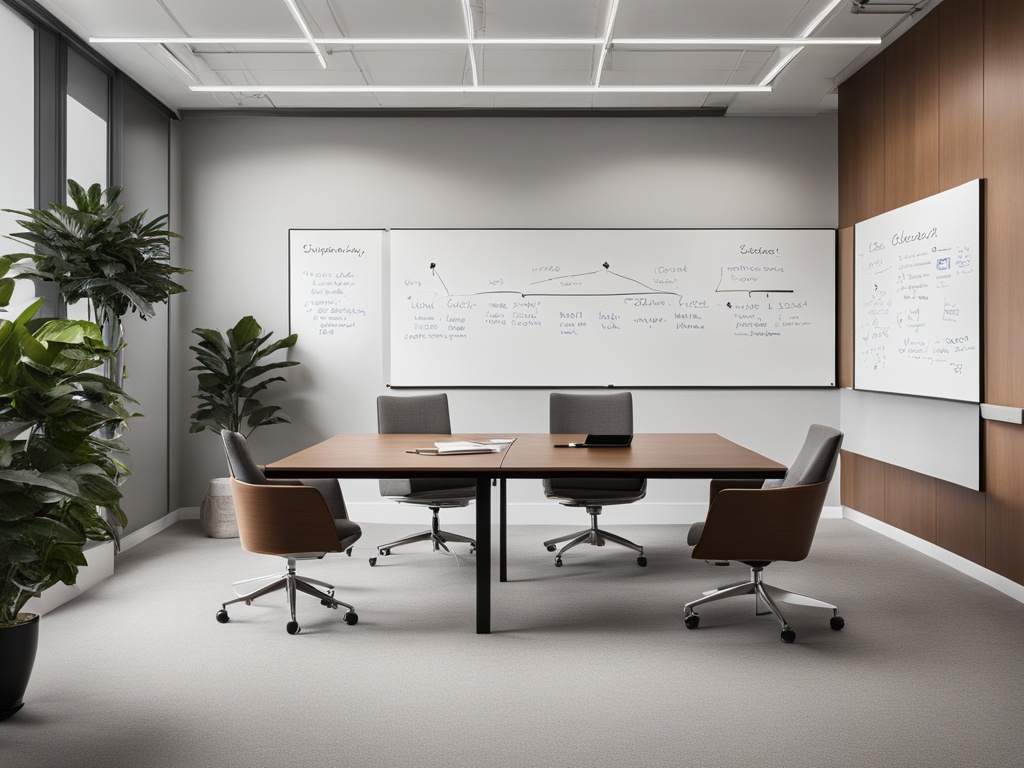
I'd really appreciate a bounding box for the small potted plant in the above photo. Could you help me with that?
[189,315,299,537]
[0,299,133,721]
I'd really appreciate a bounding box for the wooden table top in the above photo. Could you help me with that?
[265,433,787,480]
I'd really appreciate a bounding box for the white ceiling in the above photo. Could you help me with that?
[34,0,936,114]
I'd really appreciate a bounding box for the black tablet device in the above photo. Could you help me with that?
[580,433,633,447]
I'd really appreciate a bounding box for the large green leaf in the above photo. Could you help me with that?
[0,468,79,496]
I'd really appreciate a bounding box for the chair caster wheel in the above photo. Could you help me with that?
[555,557,563,567]
[470,546,477,554]
[546,545,556,552]
[216,609,230,624]
[830,616,845,631]
[637,556,648,567]
[346,547,353,557]
[781,629,796,643]
[344,612,359,626]
[684,615,699,630]
[368,557,377,566]
[287,621,301,635]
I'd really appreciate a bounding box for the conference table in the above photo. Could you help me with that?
[265,433,787,634]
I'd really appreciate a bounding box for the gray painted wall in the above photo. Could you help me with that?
[117,83,171,535]
[175,114,840,522]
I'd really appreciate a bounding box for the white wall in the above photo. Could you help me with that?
[177,114,840,522]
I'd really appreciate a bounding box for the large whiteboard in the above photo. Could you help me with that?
[288,229,383,402]
[389,229,836,387]
[854,180,981,402]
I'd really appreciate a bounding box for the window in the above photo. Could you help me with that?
[0,2,35,315]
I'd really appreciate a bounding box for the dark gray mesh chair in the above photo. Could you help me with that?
[542,392,648,567]
[371,394,476,566]
[683,424,844,643]
[218,430,362,634]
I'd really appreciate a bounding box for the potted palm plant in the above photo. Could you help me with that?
[189,315,299,537]
[0,298,133,721]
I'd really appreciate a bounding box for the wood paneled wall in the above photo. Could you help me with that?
[838,0,1024,587]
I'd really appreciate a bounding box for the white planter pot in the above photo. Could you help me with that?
[200,477,238,538]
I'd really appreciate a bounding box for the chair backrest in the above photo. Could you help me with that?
[377,394,473,500]
[377,394,453,434]
[765,424,843,489]
[221,430,267,484]
[549,392,634,434]
[230,478,341,557]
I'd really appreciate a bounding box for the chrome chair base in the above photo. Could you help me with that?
[218,558,356,634]
[543,507,646,567]
[231,546,353,596]
[683,566,842,642]
[370,507,476,566]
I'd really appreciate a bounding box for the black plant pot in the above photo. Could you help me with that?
[0,614,39,722]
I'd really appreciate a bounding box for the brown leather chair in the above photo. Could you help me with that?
[683,425,844,643]
[216,478,361,635]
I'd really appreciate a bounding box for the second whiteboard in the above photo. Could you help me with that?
[389,229,836,387]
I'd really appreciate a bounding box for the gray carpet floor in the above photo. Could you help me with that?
[4,519,1024,768]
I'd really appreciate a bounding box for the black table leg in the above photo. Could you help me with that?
[476,476,491,634]
[499,478,507,583]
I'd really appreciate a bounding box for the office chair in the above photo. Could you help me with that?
[217,430,361,634]
[542,392,648,567]
[683,424,844,643]
[371,393,476,566]
[216,479,361,634]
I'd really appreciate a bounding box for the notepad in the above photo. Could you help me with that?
[408,441,504,455]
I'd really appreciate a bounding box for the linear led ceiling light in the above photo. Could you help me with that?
[90,35,880,48]
[594,0,621,87]
[190,84,772,94]
[157,44,200,85]
[460,0,479,86]
[282,0,327,69]
[758,0,848,86]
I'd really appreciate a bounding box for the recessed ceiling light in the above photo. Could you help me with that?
[190,84,772,94]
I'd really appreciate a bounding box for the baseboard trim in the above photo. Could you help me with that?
[120,510,182,552]
[24,540,115,617]
[844,507,1024,605]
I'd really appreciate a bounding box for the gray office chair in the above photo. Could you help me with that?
[683,424,844,643]
[542,392,648,567]
[217,431,362,634]
[371,394,476,566]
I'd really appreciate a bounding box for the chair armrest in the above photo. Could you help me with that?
[709,478,766,502]
[692,480,831,564]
